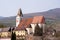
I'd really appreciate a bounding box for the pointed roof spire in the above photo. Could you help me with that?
[17,8,23,17]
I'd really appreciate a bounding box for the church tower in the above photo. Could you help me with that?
[16,8,23,27]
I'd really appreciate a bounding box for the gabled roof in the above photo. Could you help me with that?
[32,16,45,24]
[15,18,33,30]
[24,18,33,28]
[15,16,45,30]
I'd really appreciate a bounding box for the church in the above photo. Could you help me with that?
[15,8,45,39]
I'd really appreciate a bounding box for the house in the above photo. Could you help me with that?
[15,8,45,38]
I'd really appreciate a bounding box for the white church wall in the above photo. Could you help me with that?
[38,24,42,28]
[43,24,45,33]
[38,23,45,33]
[26,28,32,34]
[31,24,37,34]
[26,23,45,35]
[16,16,20,27]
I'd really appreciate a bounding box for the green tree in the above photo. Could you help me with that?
[11,32,16,40]
[0,24,6,28]
[34,24,43,36]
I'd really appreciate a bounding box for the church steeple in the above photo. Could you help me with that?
[17,8,23,17]
[16,8,23,27]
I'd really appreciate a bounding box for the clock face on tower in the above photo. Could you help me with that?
[16,20,18,22]
[16,18,20,27]
[16,17,20,23]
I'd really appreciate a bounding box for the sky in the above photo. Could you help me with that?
[0,0,60,17]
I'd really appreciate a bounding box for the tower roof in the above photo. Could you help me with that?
[17,8,23,17]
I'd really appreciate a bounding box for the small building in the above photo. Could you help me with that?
[15,8,45,37]
[0,8,46,40]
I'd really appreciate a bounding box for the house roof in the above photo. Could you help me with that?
[15,18,33,31]
[15,16,45,30]
[32,16,45,24]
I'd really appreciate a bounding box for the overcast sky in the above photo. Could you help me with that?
[0,0,60,17]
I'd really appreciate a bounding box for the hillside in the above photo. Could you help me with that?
[0,16,5,19]
[0,8,60,27]
[23,8,60,19]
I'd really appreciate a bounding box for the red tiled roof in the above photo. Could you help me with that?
[15,18,33,30]
[15,16,45,30]
[24,18,33,28]
[32,16,45,24]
